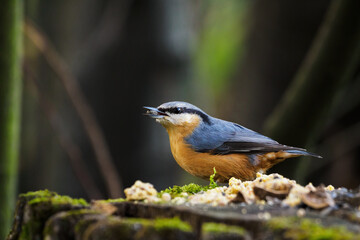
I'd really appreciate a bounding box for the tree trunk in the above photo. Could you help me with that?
[0,0,23,238]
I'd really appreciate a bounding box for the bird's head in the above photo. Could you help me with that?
[144,101,210,129]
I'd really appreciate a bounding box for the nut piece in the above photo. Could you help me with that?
[124,180,158,201]
[253,175,293,201]
[188,187,229,206]
[283,184,309,207]
[230,191,247,204]
[253,186,292,200]
[301,185,335,209]
[161,193,172,202]
[226,177,255,203]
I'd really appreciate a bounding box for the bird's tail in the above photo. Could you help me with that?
[285,149,322,158]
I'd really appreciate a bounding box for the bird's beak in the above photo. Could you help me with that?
[143,106,168,118]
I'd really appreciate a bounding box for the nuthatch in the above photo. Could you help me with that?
[144,101,321,183]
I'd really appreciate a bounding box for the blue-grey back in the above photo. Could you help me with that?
[185,116,278,152]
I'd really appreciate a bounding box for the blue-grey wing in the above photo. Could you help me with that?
[185,117,309,155]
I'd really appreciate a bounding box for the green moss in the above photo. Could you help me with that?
[121,217,152,225]
[268,217,360,240]
[62,208,97,216]
[154,217,191,232]
[19,189,55,199]
[97,198,127,203]
[19,189,88,206]
[19,221,41,240]
[202,222,245,235]
[160,168,218,198]
[17,190,88,239]
[121,217,191,232]
[28,193,88,206]
[12,190,55,239]
[160,183,203,198]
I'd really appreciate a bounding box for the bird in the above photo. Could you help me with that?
[144,101,321,183]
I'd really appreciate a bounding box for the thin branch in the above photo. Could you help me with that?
[24,64,103,200]
[24,19,123,198]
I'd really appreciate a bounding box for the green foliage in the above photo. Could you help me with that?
[209,167,218,188]
[202,222,245,235]
[268,217,360,240]
[160,168,218,198]
[193,0,248,101]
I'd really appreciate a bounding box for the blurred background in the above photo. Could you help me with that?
[19,0,360,200]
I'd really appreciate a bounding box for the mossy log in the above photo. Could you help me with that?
[7,190,89,240]
[7,190,360,240]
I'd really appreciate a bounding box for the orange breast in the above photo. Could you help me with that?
[164,119,257,182]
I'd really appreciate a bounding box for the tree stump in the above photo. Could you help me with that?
[6,188,360,240]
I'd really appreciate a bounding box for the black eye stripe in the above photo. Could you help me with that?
[158,107,211,124]
[159,107,183,114]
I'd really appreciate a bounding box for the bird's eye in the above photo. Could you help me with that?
[173,107,182,114]
[165,107,183,114]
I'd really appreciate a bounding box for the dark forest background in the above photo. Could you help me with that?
[1,0,360,237]
[17,0,360,200]
[3,0,360,238]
